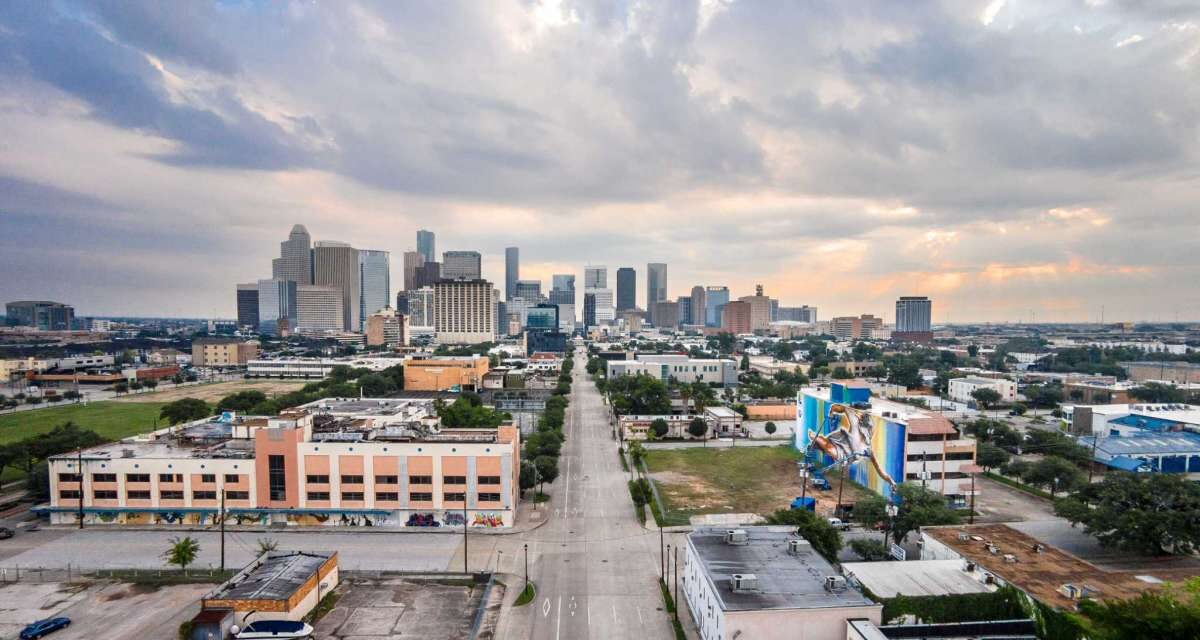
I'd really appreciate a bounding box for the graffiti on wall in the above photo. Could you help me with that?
[471,512,504,528]
[407,512,440,527]
[444,512,466,527]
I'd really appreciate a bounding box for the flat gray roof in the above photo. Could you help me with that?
[689,527,877,612]
[209,551,334,602]
[842,560,994,598]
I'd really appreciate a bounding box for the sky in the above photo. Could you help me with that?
[1,0,1198,323]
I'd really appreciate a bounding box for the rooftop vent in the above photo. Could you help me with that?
[1032,543,1045,554]
[963,561,977,573]
[1059,583,1099,600]
[987,543,1000,555]
[731,574,758,593]
[121,449,135,458]
[957,532,970,541]
[824,576,848,593]
[725,529,749,546]
[1003,554,1019,564]
[788,539,813,555]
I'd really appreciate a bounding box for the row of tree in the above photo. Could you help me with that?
[519,354,574,495]
[0,422,107,500]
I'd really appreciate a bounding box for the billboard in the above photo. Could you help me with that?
[796,391,906,500]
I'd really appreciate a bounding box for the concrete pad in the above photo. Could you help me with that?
[336,606,404,636]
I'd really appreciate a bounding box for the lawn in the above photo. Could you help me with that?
[643,445,873,521]
[0,401,167,446]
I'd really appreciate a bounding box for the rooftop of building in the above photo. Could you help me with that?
[923,524,1196,610]
[802,385,958,434]
[842,559,994,598]
[1067,402,1200,424]
[689,526,877,612]
[1079,431,1200,457]
[954,376,1012,385]
[206,551,334,602]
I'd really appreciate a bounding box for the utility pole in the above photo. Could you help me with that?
[660,523,665,579]
[969,470,976,525]
[674,545,679,624]
[220,489,226,572]
[1088,435,1101,483]
[76,447,84,530]
[463,503,469,575]
[835,457,850,520]
[524,543,529,588]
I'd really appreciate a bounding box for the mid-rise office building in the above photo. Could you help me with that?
[526,304,567,353]
[776,306,818,323]
[404,287,435,328]
[616,267,636,311]
[583,287,614,326]
[192,337,259,368]
[405,356,490,391]
[737,285,773,333]
[257,279,297,336]
[236,284,260,329]
[705,286,730,327]
[653,301,680,329]
[721,300,753,334]
[677,296,692,327]
[312,241,360,332]
[948,376,1018,405]
[646,263,667,323]
[402,251,424,291]
[584,265,607,289]
[505,247,519,301]
[365,307,407,347]
[4,301,75,331]
[295,285,344,332]
[830,314,883,339]
[442,251,482,280]
[416,229,436,263]
[434,279,495,344]
[271,224,313,286]
[894,296,933,343]
[358,249,391,330]
[690,286,706,326]
[43,398,520,528]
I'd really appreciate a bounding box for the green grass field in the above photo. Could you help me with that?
[0,401,167,446]
[643,445,803,520]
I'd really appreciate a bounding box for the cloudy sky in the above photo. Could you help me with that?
[1,0,1198,323]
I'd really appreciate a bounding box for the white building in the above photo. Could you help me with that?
[948,376,1017,405]
[434,279,495,344]
[683,527,881,640]
[406,287,435,329]
[607,354,738,387]
[247,357,406,378]
[295,285,344,332]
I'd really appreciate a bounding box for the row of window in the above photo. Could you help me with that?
[61,490,251,500]
[305,474,502,485]
[904,471,971,481]
[63,473,244,484]
[305,491,503,502]
[905,452,975,462]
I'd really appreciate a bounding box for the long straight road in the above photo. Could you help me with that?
[519,346,676,640]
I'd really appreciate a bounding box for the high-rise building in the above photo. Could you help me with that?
[704,286,730,327]
[514,279,542,302]
[721,300,753,334]
[414,261,441,289]
[894,296,933,343]
[295,285,344,332]
[402,251,424,291]
[358,249,391,331]
[505,247,519,301]
[584,287,614,326]
[257,279,297,336]
[4,301,74,330]
[737,284,773,333]
[616,267,636,311]
[406,287,435,328]
[690,286,707,326]
[549,274,576,305]
[433,279,495,344]
[236,284,260,329]
[647,263,667,322]
[526,304,559,331]
[583,292,597,329]
[584,265,607,289]
[416,229,436,264]
[677,296,692,327]
[365,307,407,347]
[312,241,360,331]
[776,306,818,323]
[271,224,313,286]
[526,304,566,353]
[442,251,482,280]
[654,301,680,329]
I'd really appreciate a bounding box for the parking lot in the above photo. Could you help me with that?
[314,575,495,639]
[0,581,206,640]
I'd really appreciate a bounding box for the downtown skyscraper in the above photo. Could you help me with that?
[647,262,667,323]
[313,241,360,331]
[271,224,313,285]
[358,249,391,330]
[616,267,636,311]
[416,229,436,264]
[505,247,519,301]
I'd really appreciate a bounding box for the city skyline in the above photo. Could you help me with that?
[2,2,1199,323]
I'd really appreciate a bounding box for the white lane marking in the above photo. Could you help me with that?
[556,596,562,640]
[564,456,572,511]
[636,605,644,625]
[542,597,551,617]
[587,602,591,626]
[612,603,618,624]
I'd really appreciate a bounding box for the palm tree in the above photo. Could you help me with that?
[163,536,200,573]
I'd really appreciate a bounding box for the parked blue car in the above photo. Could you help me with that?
[20,617,70,639]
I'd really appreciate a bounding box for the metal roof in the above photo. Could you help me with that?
[207,551,334,602]
[1081,432,1200,458]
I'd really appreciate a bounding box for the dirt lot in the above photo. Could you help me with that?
[112,379,308,404]
[644,445,873,521]
[314,575,492,640]
[0,581,207,640]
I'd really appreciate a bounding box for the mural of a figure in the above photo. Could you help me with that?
[807,404,896,487]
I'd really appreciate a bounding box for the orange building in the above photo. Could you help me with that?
[404,356,490,391]
[721,300,753,334]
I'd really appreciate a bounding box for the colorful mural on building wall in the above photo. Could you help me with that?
[796,386,906,500]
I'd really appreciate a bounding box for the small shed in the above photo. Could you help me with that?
[200,550,339,627]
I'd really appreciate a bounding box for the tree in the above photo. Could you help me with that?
[1077,577,1200,640]
[1010,402,1027,416]
[740,354,750,371]
[533,455,559,493]
[256,538,279,554]
[160,398,211,425]
[765,421,777,435]
[970,387,1003,412]
[163,536,200,572]
[1129,382,1187,404]
[851,494,890,531]
[1055,473,1200,555]
[438,396,505,428]
[832,367,853,379]
[649,418,669,439]
[975,442,1011,472]
[849,538,889,561]
[887,484,961,544]
[967,345,979,358]
[1021,456,1084,495]
[606,374,672,415]
[762,508,842,563]
[519,461,539,494]
[687,417,708,441]
[690,382,716,414]
[143,379,159,390]
[627,441,646,476]
[217,390,268,412]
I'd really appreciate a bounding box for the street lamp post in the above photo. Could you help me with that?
[524,543,529,588]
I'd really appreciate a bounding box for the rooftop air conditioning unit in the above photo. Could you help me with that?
[731,574,758,593]
[788,539,812,555]
[1003,554,1018,564]
[824,576,848,593]
[121,449,135,458]
[725,529,749,546]
[987,543,1000,554]
[1032,543,1045,554]
[963,561,977,573]
[983,573,996,585]
[957,532,970,541]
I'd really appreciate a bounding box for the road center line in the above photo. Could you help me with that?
[556,595,562,640]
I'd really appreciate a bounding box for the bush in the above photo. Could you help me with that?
[849,538,889,561]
